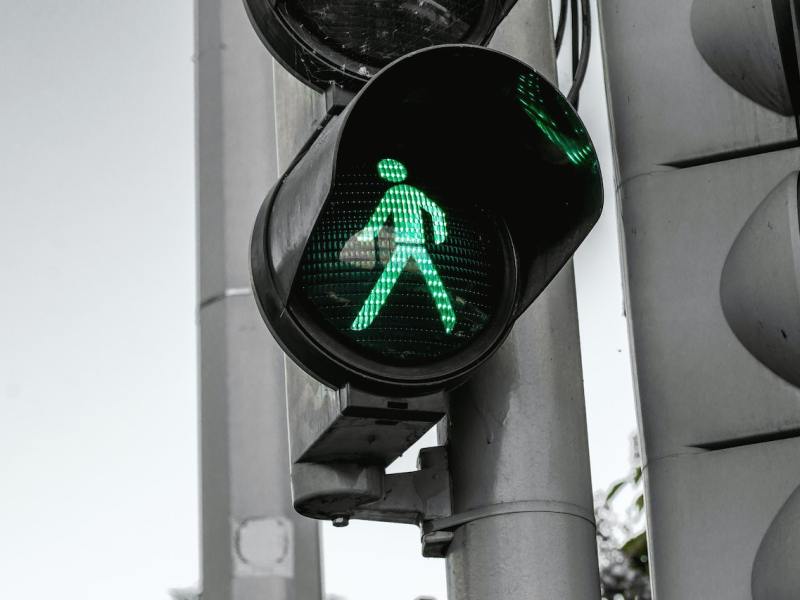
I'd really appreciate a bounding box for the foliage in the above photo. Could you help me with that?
[597,436,651,600]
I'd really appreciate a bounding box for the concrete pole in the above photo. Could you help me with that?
[445,1,600,597]
[195,1,322,598]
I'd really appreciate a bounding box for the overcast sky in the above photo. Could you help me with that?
[0,2,635,599]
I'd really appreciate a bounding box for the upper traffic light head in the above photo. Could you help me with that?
[251,45,602,395]
[244,0,522,91]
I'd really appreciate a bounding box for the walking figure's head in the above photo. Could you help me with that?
[377,158,408,183]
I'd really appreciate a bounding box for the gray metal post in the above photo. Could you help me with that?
[445,1,600,598]
[195,1,322,598]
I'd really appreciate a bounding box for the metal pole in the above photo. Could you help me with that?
[195,1,322,598]
[445,1,600,597]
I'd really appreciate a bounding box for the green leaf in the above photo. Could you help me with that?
[621,532,649,575]
[621,532,647,556]
[606,480,627,503]
[635,494,644,512]
[633,466,643,484]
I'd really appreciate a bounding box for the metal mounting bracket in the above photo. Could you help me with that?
[290,445,453,556]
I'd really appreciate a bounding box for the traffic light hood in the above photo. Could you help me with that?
[244,0,523,91]
[721,170,800,388]
[251,45,602,395]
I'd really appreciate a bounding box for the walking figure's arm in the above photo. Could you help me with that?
[421,196,447,244]
[357,197,392,242]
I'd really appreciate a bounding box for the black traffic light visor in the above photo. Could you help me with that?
[244,0,521,91]
[251,45,602,395]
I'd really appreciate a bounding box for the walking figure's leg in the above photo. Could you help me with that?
[352,246,412,331]
[411,247,456,333]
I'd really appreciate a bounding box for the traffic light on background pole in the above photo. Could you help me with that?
[243,0,524,91]
[600,0,800,596]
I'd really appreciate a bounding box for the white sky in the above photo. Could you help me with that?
[0,2,635,599]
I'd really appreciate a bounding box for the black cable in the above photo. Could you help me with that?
[567,0,591,108]
[570,0,579,77]
[555,0,568,55]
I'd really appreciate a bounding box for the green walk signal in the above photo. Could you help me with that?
[351,158,456,335]
[250,45,603,396]
[295,148,506,366]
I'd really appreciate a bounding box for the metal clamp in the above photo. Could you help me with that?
[420,499,596,558]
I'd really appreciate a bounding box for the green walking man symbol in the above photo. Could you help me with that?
[351,158,457,334]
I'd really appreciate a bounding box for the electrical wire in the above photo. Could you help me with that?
[570,0,579,77]
[566,0,591,108]
[555,0,568,55]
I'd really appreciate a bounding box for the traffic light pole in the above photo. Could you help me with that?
[444,1,600,598]
[195,1,322,598]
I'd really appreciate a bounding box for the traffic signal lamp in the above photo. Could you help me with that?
[691,0,800,116]
[721,170,800,389]
[250,44,602,397]
[601,0,800,595]
[243,6,602,537]
[244,0,523,91]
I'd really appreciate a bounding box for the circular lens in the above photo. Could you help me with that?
[283,0,489,67]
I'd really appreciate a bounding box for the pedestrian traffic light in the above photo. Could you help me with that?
[244,0,523,91]
[250,44,602,396]
[600,0,800,595]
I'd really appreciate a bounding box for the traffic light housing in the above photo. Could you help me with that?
[244,0,524,91]
[600,0,800,595]
[251,44,602,397]
[721,170,800,389]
